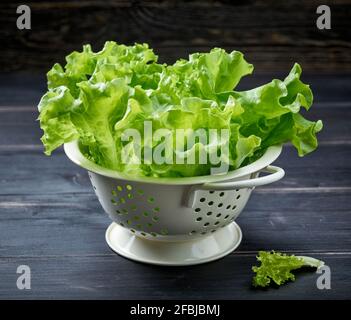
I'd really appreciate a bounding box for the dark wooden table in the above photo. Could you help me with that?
[0,73,350,299]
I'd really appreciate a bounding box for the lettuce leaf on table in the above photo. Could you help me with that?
[252,251,325,288]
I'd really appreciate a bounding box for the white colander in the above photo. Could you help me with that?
[64,141,284,265]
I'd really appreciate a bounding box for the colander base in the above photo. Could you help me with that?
[105,222,242,266]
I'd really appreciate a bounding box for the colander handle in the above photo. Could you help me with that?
[202,165,285,190]
[186,165,284,207]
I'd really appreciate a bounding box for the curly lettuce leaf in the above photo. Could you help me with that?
[252,251,325,287]
[157,48,253,104]
[47,42,159,97]
[38,86,80,155]
[75,79,131,170]
[220,63,321,157]
[113,95,236,177]
[38,42,323,177]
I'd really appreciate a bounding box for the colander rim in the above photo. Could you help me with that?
[64,140,282,185]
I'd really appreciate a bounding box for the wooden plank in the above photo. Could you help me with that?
[0,253,348,299]
[0,74,46,107]
[0,144,350,195]
[0,108,41,146]
[0,191,350,257]
[0,1,350,73]
[272,145,351,189]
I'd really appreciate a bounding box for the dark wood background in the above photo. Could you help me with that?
[0,0,350,300]
[0,0,350,73]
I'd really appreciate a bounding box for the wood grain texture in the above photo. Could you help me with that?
[0,191,350,257]
[0,253,349,299]
[0,72,350,299]
[0,0,350,73]
[0,145,350,196]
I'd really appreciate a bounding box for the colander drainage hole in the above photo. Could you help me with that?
[130,229,136,233]
[201,232,207,235]
[195,208,201,213]
[236,195,241,200]
[232,205,237,210]
[224,214,229,219]
[211,230,216,233]
[219,192,225,197]
[218,203,223,208]
[209,191,215,194]
[208,201,214,206]
[216,213,222,218]
[200,198,205,202]
[190,230,196,235]
[214,221,220,226]
[117,185,123,191]
[148,197,155,203]
[226,205,231,210]
[196,217,203,222]
[140,232,146,236]
[206,211,213,216]
[204,222,210,227]
[143,211,149,217]
[126,184,132,190]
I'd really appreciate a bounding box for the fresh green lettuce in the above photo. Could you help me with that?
[252,251,325,287]
[38,42,322,177]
